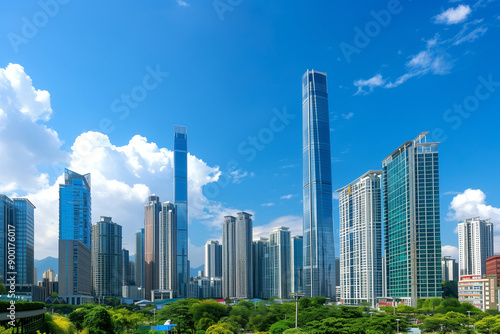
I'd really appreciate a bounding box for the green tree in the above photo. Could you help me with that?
[196,318,216,331]
[191,300,228,323]
[82,306,115,334]
[68,307,91,330]
[475,315,500,333]
[269,320,294,334]
[206,323,235,334]
[157,299,199,333]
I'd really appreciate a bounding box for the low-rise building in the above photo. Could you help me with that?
[458,275,496,311]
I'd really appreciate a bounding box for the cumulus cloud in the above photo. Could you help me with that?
[442,245,459,259]
[253,215,303,239]
[434,5,472,24]
[0,64,68,194]
[447,189,500,225]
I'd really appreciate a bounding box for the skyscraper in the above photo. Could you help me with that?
[442,256,459,282]
[144,194,161,300]
[174,125,189,298]
[236,212,253,299]
[92,216,123,298]
[222,215,236,298]
[134,228,145,292]
[253,237,271,299]
[58,169,92,303]
[302,69,336,298]
[269,226,291,299]
[205,240,222,278]
[382,132,442,307]
[13,198,35,285]
[458,217,494,277]
[122,249,131,286]
[291,236,303,294]
[337,171,382,307]
[0,195,14,284]
[159,202,176,293]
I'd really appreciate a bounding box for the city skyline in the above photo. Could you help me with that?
[0,1,499,272]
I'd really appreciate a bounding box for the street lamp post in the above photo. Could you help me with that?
[290,293,305,328]
[467,310,471,319]
[396,318,400,333]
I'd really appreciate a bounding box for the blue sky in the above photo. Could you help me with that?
[0,0,499,267]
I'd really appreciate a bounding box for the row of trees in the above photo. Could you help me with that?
[2,296,500,333]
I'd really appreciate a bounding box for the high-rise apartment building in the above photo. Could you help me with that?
[144,194,161,300]
[442,256,459,282]
[135,228,145,292]
[458,217,494,277]
[382,132,442,307]
[58,169,92,303]
[174,125,189,298]
[253,237,271,299]
[302,69,336,298]
[269,226,291,299]
[236,212,253,299]
[222,213,253,298]
[291,236,303,294]
[0,196,35,285]
[205,240,222,278]
[92,216,123,298]
[159,202,176,293]
[337,170,382,307]
[122,249,131,286]
[222,215,236,298]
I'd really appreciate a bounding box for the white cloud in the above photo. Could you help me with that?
[280,194,294,200]
[176,0,190,7]
[448,189,500,225]
[453,26,488,45]
[253,215,303,239]
[434,5,472,24]
[261,202,275,207]
[353,74,386,95]
[0,63,68,194]
[341,112,354,120]
[442,245,459,259]
[230,169,250,184]
[332,192,340,200]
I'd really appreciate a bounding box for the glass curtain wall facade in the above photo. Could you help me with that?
[58,168,92,297]
[253,238,271,299]
[174,125,189,298]
[222,216,236,298]
[337,171,382,307]
[302,69,336,298]
[13,198,35,285]
[382,132,442,307]
[205,240,222,278]
[134,228,145,293]
[291,236,303,294]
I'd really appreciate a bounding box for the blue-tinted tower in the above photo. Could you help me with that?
[58,168,92,299]
[302,70,336,298]
[174,125,188,298]
[13,198,35,285]
[0,195,15,284]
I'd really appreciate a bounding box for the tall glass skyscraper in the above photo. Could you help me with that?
[135,228,145,297]
[337,171,382,307]
[302,69,336,298]
[174,125,189,298]
[58,168,92,302]
[252,237,271,299]
[382,132,442,307]
[92,216,123,298]
[205,240,222,278]
[13,198,35,285]
[144,194,161,300]
[222,215,236,298]
[159,202,177,292]
[291,235,303,294]
[0,195,14,284]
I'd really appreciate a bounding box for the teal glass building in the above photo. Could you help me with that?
[382,132,442,307]
[302,69,336,298]
[174,125,189,298]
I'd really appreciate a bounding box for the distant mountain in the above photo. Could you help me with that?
[190,265,204,277]
[34,256,58,282]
